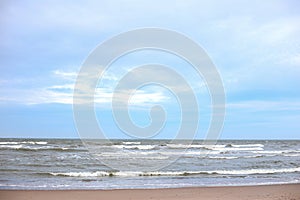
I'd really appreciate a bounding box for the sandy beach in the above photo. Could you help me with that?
[1,184,299,200]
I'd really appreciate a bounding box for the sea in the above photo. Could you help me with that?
[0,139,299,190]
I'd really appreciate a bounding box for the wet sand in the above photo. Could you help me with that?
[1,184,299,200]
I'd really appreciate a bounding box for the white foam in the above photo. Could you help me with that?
[251,150,283,154]
[165,144,264,151]
[208,156,239,159]
[166,144,226,149]
[122,141,141,145]
[113,145,156,150]
[51,171,109,177]
[0,141,48,145]
[0,144,75,151]
[230,144,264,148]
[159,151,219,156]
[251,150,300,154]
[283,154,300,157]
[0,142,20,145]
[215,167,300,175]
[35,141,48,145]
[97,152,168,160]
[0,144,23,149]
[213,147,264,151]
[49,167,300,178]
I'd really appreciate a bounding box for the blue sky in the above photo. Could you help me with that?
[0,0,300,139]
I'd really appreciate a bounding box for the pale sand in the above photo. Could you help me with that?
[1,184,299,200]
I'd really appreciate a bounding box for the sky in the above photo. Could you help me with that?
[0,0,300,139]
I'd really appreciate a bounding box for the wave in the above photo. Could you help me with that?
[122,141,141,145]
[184,154,272,160]
[242,155,264,158]
[160,151,221,156]
[48,167,300,178]
[165,144,264,151]
[0,145,23,149]
[0,142,20,145]
[95,150,269,158]
[0,145,85,152]
[98,152,169,160]
[207,156,239,160]
[0,141,48,145]
[113,145,156,150]
[50,171,112,177]
[215,167,300,175]
[251,150,300,154]
[215,147,264,151]
[166,144,226,149]
[228,144,264,148]
[283,154,300,157]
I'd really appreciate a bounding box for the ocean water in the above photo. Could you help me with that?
[0,139,299,190]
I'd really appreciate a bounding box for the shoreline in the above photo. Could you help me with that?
[1,183,299,200]
[1,182,299,191]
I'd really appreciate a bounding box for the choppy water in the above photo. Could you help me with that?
[0,139,299,189]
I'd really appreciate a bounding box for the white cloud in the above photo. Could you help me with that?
[129,90,169,104]
[53,70,78,80]
[1,1,299,107]
[47,84,74,90]
[0,68,172,106]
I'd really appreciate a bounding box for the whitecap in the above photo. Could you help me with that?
[122,141,141,145]
[113,145,156,150]
[230,144,264,148]
[48,167,300,178]
[0,144,23,149]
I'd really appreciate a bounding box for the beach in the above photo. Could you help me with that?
[1,184,300,200]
